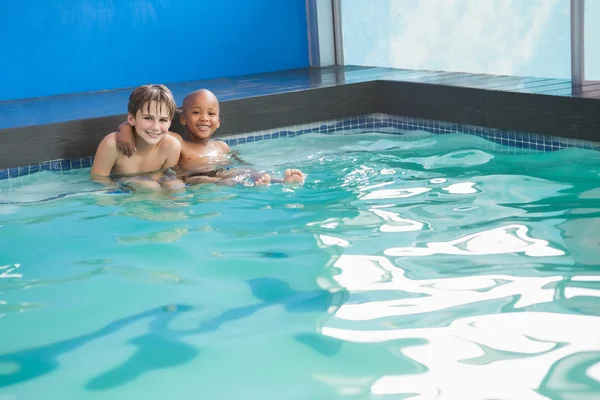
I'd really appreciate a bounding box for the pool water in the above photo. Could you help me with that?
[1,131,599,399]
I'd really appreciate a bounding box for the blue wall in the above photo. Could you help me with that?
[0,0,309,101]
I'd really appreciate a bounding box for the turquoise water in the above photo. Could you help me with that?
[1,131,599,399]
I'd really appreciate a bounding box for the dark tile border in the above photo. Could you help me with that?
[378,80,600,142]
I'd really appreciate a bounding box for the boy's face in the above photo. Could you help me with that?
[180,92,220,142]
[127,101,172,145]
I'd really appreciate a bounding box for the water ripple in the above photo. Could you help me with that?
[322,255,600,399]
[385,224,565,257]
[2,132,600,398]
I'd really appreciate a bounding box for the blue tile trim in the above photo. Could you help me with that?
[0,156,95,181]
[2,113,600,181]
[50,160,62,171]
[221,113,600,154]
[82,157,93,168]
[8,167,19,178]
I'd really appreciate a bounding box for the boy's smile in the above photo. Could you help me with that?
[128,101,172,146]
[180,90,221,143]
[145,131,161,139]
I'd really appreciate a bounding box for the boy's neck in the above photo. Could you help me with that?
[187,134,211,146]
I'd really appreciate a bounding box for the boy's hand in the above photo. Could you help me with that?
[116,123,136,158]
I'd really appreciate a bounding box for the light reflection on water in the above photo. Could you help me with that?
[322,254,600,398]
[385,224,565,258]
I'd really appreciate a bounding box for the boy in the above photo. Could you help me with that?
[91,84,184,191]
[115,89,305,186]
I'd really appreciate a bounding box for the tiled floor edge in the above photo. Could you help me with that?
[2,114,599,180]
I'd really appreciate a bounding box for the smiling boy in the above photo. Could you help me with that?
[91,84,183,191]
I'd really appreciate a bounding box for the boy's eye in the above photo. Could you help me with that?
[193,111,200,115]
[144,116,153,120]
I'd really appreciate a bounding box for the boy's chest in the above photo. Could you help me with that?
[113,152,166,175]
[180,143,222,162]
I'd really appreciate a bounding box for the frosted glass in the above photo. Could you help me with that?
[584,0,600,81]
[342,0,571,79]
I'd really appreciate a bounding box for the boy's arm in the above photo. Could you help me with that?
[115,122,136,158]
[158,137,184,190]
[216,140,251,165]
[230,152,250,165]
[91,134,120,184]
[161,135,182,169]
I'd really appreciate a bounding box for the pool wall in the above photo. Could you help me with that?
[1,67,600,175]
[2,112,599,181]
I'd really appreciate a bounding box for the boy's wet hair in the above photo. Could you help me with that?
[128,84,177,119]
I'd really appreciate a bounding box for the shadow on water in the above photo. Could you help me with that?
[0,278,345,391]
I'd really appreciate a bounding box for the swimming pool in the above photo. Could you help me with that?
[1,125,600,399]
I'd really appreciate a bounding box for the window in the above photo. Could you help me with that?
[584,0,600,81]
[340,0,571,79]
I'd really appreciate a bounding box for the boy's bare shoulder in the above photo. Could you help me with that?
[99,132,119,150]
[214,140,231,153]
[160,134,182,152]
[168,131,184,143]
[91,132,120,177]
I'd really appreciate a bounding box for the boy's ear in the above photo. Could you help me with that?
[216,117,221,129]
[127,113,135,126]
[180,114,187,125]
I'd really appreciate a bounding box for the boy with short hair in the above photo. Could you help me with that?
[91,84,184,191]
[115,89,305,186]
